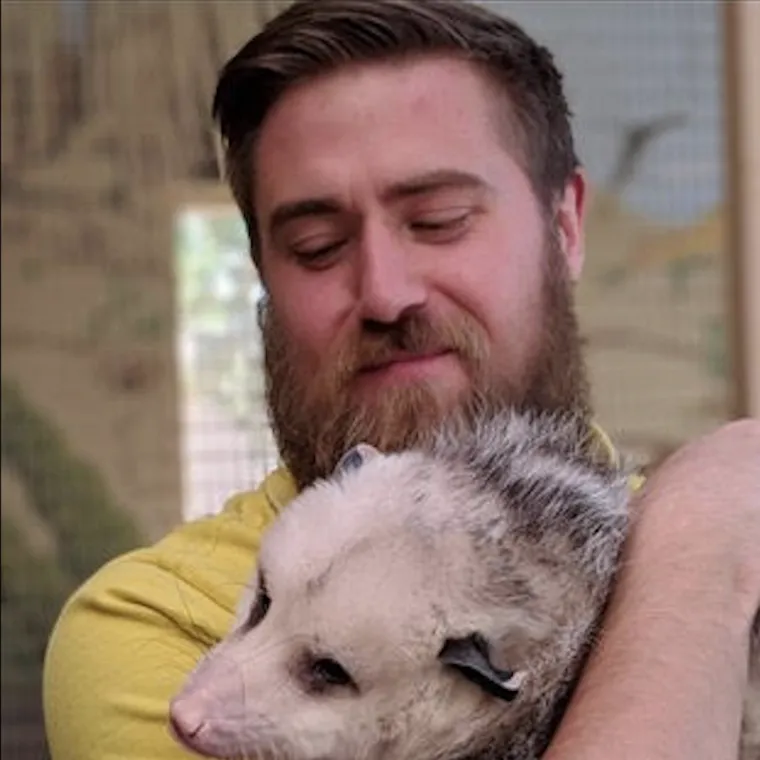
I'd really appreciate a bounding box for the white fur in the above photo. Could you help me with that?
[171,408,759,760]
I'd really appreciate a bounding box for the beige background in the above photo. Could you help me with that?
[1,1,735,540]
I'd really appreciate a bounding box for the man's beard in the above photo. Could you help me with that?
[259,233,591,490]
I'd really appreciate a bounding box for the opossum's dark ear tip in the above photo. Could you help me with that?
[439,633,526,703]
[335,443,382,474]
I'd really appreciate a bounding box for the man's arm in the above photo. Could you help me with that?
[545,419,760,760]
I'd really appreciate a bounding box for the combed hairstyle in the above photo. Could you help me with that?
[212,0,579,269]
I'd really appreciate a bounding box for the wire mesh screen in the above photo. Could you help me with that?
[495,0,729,469]
[1,3,288,757]
[0,1,729,758]
[174,206,280,522]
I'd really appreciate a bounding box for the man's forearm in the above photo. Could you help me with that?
[544,503,753,760]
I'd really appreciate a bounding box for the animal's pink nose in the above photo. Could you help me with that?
[169,696,210,752]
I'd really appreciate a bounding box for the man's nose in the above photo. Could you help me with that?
[355,223,427,324]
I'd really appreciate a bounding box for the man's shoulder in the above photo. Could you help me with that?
[43,467,298,760]
[69,465,297,634]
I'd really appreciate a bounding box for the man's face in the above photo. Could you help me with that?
[252,55,590,488]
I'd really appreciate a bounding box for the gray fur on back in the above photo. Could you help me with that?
[430,407,632,583]
[418,408,633,758]
[419,408,757,760]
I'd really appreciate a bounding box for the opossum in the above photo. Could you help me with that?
[170,408,760,760]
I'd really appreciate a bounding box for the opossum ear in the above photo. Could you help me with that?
[439,633,526,703]
[335,443,381,474]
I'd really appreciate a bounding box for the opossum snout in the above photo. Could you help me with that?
[169,656,247,756]
[169,700,209,753]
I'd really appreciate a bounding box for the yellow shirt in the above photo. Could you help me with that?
[43,428,642,760]
[43,466,298,760]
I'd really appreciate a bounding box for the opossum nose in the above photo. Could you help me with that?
[169,653,247,754]
[169,694,213,748]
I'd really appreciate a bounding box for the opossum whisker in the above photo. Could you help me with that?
[235,738,254,760]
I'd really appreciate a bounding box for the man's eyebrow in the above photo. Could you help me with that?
[267,169,492,238]
[268,198,342,239]
[381,169,493,201]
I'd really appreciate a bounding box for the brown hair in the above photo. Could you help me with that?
[212,0,579,268]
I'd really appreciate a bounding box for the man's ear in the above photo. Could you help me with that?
[439,633,527,702]
[555,168,587,282]
[335,443,382,475]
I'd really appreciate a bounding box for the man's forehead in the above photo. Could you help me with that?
[260,52,496,121]
[251,55,517,206]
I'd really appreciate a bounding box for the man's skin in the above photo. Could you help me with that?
[251,53,760,759]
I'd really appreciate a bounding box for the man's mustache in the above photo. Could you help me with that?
[336,312,488,379]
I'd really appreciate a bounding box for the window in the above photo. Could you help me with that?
[174,205,279,521]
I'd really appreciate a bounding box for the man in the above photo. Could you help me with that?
[43,1,759,759]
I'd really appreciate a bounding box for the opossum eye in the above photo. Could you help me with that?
[439,633,526,703]
[246,573,271,629]
[306,656,357,693]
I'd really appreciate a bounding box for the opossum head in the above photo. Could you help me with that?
[170,412,630,760]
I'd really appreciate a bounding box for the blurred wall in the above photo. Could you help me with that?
[493,0,732,464]
[2,1,284,543]
[0,0,737,543]
[1,3,284,758]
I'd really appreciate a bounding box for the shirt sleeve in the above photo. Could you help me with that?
[42,551,233,760]
[42,473,293,760]
[43,472,295,760]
